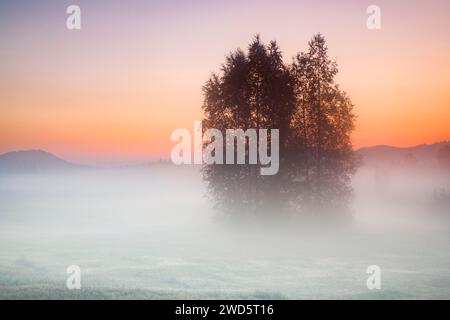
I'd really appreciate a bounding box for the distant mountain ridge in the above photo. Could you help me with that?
[357,141,450,166]
[0,141,449,172]
[0,150,80,172]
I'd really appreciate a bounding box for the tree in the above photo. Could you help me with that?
[289,34,357,216]
[202,34,358,220]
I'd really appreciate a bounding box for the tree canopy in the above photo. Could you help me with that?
[202,34,358,220]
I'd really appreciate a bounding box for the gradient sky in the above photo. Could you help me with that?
[1,0,449,164]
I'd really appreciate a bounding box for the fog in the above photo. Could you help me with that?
[0,164,449,299]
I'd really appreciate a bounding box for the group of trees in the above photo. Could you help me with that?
[202,34,358,220]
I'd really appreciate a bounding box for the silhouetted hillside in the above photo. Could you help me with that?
[0,150,81,173]
[2,142,449,173]
[357,141,450,166]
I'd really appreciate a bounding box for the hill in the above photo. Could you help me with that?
[0,150,81,173]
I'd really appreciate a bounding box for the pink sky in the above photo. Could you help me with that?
[1,0,449,164]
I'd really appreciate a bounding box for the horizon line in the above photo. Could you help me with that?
[1,140,449,167]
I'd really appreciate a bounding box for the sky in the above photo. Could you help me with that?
[1,0,449,165]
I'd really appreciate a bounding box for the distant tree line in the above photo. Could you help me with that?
[202,34,358,220]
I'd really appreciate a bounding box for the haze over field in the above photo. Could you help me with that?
[0,146,449,299]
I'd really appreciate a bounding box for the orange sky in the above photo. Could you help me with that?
[1,0,449,164]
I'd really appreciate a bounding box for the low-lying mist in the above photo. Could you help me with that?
[0,164,449,299]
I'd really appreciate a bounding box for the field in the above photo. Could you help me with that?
[0,167,449,299]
